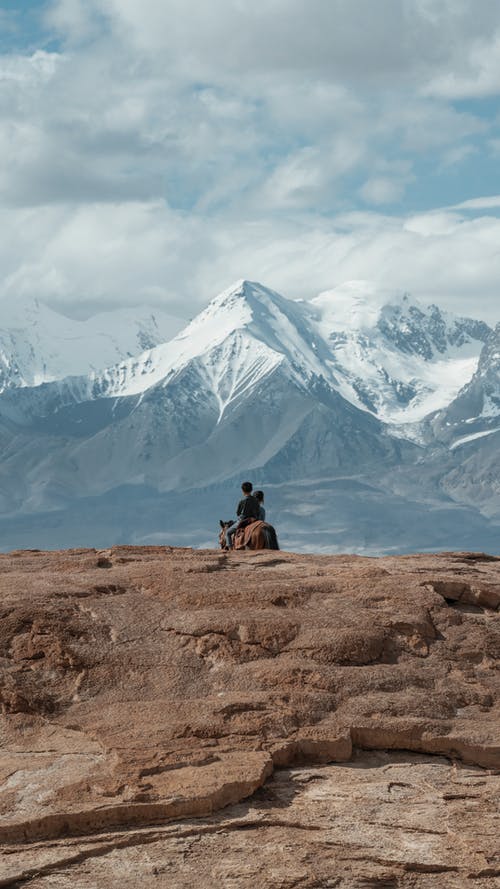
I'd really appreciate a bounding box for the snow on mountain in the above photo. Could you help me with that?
[37,279,486,432]
[422,322,500,508]
[0,298,185,392]
[395,322,500,520]
[310,280,490,428]
[439,323,500,428]
[449,426,500,451]
[0,278,499,550]
[0,277,490,453]
[76,280,329,402]
[0,280,410,509]
[3,279,318,430]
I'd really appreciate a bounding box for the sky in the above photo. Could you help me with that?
[1,0,500,322]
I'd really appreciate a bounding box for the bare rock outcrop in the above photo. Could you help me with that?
[1,546,499,886]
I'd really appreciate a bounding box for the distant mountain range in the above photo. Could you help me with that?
[0,299,184,392]
[0,280,499,554]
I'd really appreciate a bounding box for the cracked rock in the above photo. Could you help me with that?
[0,546,499,887]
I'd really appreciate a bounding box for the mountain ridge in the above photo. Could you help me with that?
[0,278,498,552]
[12,278,485,423]
[0,297,185,392]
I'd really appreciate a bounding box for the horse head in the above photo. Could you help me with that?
[218,519,234,550]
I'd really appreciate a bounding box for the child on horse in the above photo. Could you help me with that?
[225,481,261,550]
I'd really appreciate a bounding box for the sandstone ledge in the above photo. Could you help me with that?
[1,546,499,886]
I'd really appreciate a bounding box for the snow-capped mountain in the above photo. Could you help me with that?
[310,281,490,427]
[74,278,484,428]
[422,323,500,517]
[0,298,185,392]
[23,279,485,426]
[0,279,498,553]
[431,322,500,445]
[0,281,410,506]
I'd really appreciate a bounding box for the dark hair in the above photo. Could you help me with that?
[254,490,264,502]
[241,481,253,494]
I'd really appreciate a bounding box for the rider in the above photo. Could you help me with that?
[225,481,261,549]
[254,490,266,521]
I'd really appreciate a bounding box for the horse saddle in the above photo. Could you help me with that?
[234,518,265,550]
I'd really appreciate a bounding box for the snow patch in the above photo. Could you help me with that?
[450,427,500,450]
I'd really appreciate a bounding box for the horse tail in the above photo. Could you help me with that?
[269,526,280,550]
[263,524,280,550]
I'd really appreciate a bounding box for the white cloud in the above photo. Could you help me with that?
[438,144,478,169]
[2,2,496,217]
[359,177,406,206]
[0,0,499,325]
[1,199,499,325]
[451,195,500,211]
[75,0,500,92]
[258,139,366,211]
[425,35,500,99]
[404,212,464,236]
[43,0,102,43]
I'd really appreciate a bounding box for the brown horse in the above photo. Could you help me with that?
[219,518,279,551]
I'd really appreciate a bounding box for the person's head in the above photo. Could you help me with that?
[254,490,264,503]
[241,481,253,495]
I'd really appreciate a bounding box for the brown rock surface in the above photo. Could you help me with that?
[1,545,499,887]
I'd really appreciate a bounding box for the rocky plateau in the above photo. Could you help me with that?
[0,545,499,887]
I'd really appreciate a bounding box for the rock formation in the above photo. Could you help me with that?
[1,546,499,887]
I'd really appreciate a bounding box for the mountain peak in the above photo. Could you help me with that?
[185,280,257,334]
[210,279,280,308]
[189,279,306,341]
[215,278,251,301]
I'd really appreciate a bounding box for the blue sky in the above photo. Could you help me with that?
[1,0,500,321]
[0,1,54,52]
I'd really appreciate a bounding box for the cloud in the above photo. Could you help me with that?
[0,0,500,326]
[68,0,500,91]
[2,2,497,217]
[403,212,464,236]
[438,144,478,169]
[257,140,367,211]
[1,199,499,326]
[359,177,407,206]
[43,0,103,44]
[451,195,500,210]
[425,34,500,99]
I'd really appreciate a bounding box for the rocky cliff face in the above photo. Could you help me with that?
[1,546,499,886]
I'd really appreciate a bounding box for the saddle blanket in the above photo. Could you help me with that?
[234,518,266,550]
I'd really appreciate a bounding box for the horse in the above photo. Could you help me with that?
[219,518,279,551]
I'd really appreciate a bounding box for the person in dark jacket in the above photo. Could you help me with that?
[225,481,260,549]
